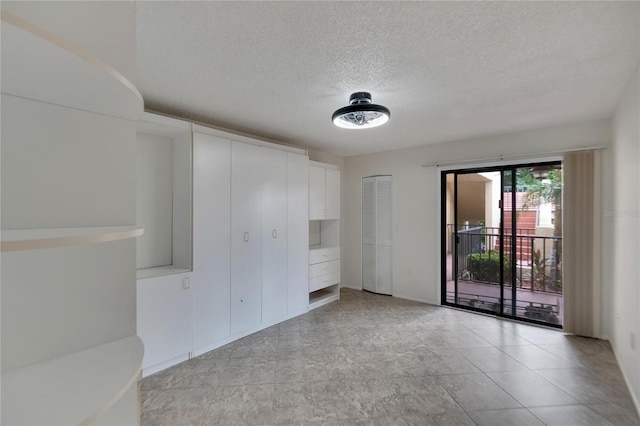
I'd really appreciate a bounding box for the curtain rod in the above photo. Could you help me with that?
[421,145,606,168]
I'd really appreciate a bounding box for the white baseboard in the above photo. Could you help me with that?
[187,309,313,367]
[340,284,362,291]
[339,287,439,306]
[611,342,640,417]
[393,293,439,305]
[142,353,189,378]
[286,307,309,319]
[192,338,234,359]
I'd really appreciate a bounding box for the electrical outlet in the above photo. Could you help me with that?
[631,332,636,350]
[182,277,191,290]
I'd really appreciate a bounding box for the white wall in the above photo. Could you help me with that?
[607,69,640,410]
[343,119,611,304]
[136,132,174,269]
[2,1,137,85]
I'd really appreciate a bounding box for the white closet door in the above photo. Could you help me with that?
[375,176,393,295]
[325,168,341,219]
[287,152,309,314]
[192,133,231,349]
[261,147,288,324]
[309,165,325,220]
[231,142,262,335]
[362,175,392,295]
[362,177,376,292]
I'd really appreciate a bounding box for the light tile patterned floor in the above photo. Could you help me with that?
[140,289,639,426]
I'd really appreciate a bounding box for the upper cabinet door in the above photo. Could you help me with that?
[309,165,326,220]
[230,142,263,335]
[325,169,341,219]
[261,147,288,324]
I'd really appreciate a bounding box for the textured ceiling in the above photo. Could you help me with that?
[136,1,639,157]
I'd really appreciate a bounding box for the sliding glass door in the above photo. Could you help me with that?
[442,162,563,327]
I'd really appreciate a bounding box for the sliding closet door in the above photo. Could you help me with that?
[231,142,262,335]
[261,147,287,323]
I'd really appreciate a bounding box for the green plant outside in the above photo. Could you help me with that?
[466,252,510,284]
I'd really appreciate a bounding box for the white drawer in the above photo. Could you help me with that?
[309,259,340,279]
[309,272,340,292]
[309,247,340,265]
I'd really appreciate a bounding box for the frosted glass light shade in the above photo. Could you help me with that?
[332,92,390,129]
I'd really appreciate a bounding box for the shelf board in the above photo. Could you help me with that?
[309,285,340,310]
[1,226,144,252]
[309,244,340,251]
[137,265,191,280]
[1,335,144,426]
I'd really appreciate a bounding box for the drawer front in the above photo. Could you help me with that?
[309,272,341,292]
[309,259,340,279]
[309,247,341,265]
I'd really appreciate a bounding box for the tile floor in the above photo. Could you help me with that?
[140,289,639,426]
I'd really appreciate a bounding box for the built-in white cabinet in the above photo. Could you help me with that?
[137,273,193,376]
[135,119,310,375]
[135,113,195,375]
[262,147,288,323]
[192,133,231,351]
[287,153,310,315]
[308,162,341,309]
[309,248,341,292]
[136,112,192,277]
[309,163,341,220]
[231,142,263,335]
[189,126,310,360]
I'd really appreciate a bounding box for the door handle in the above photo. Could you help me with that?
[272,229,277,239]
[244,232,249,242]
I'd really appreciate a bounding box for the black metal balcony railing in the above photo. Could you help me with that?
[448,289,561,323]
[449,225,563,294]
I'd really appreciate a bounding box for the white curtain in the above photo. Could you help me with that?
[563,150,601,337]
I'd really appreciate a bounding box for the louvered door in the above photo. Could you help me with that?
[362,176,393,295]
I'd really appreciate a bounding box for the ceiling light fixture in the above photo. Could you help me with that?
[332,92,390,129]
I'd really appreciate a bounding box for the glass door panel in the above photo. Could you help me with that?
[446,171,502,314]
[508,165,564,325]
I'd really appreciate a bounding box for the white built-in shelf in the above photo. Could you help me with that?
[1,335,143,426]
[309,244,340,251]
[0,226,144,252]
[309,285,340,310]
[137,265,191,280]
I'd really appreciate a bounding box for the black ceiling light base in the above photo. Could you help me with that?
[332,92,390,129]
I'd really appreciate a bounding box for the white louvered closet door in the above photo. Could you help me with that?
[362,177,376,292]
[362,176,393,295]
